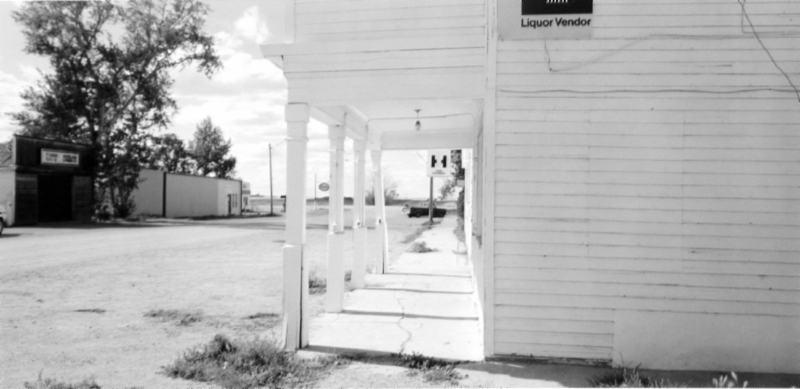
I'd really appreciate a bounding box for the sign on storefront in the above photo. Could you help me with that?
[499,0,593,40]
[41,149,80,166]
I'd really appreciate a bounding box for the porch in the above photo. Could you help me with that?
[309,214,483,361]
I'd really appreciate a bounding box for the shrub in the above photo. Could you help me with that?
[164,334,333,389]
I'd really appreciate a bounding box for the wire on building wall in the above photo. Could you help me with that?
[737,0,800,103]
[530,0,800,105]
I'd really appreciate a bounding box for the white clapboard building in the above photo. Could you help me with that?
[261,0,799,373]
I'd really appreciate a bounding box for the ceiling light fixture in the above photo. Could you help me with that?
[414,109,421,131]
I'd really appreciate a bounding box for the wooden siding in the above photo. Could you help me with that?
[493,1,800,361]
[294,0,486,42]
[284,1,488,104]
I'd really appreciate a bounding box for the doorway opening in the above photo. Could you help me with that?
[37,174,73,222]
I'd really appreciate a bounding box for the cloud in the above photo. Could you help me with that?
[0,66,40,141]
[234,6,270,45]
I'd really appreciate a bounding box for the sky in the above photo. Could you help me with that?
[0,0,439,199]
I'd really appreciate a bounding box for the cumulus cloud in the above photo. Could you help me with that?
[234,6,270,44]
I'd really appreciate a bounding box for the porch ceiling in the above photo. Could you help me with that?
[313,99,481,151]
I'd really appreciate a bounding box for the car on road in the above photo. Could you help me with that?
[401,202,447,218]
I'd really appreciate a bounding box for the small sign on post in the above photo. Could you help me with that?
[318,182,330,192]
[427,150,451,178]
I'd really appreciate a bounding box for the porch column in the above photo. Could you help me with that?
[326,125,346,312]
[282,102,309,350]
[351,140,367,288]
[371,149,389,274]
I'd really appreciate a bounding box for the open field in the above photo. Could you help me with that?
[0,205,423,388]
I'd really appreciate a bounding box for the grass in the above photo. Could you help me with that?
[144,309,204,326]
[308,270,351,295]
[589,366,680,388]
[163,334,337,389]
[398,353,465,385]
[407,241,436,253]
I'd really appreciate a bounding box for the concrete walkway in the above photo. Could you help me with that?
[309,215,483,361]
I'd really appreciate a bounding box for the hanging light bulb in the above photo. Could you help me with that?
[414,109,421,131]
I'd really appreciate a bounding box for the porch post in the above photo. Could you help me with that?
[351,140,367,288]
[371,149,389,274]
[282,102,309,350]
[326,125,346,312]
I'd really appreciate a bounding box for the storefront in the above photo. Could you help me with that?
[0,135,93,226]
[262,0,799,374]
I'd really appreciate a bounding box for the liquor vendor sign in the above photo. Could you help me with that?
[499,0,593,40]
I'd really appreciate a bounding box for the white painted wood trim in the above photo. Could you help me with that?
[326,125,346,312]
[481,0,498,358]
[282,102,310,350]
[352,140,368,288]
[380,129,475,150]
[371,149,389,274]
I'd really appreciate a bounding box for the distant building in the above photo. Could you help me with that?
[242,181,251,211]
[131,168,242,218]
[0,135,93,226]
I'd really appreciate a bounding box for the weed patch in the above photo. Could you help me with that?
[308,270,351,295]
[144,309,204,326]
[245,312,278,320]
[589,366,679,387]
[407,241,436,253]
[163,334,336,389]
[74,308,106,314]
[713,372,748,388]
[399,353,464,385]
[24,373,100,389]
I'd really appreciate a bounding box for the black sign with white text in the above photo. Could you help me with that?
[499,0,594,39]
[522,0,593,15]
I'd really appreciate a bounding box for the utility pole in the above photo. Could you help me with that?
[428,176,434,224]
[314,173,318,210]
[268,143,274,215]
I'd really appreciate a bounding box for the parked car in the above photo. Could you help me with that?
[0,206,7,236]
[401,202,447,218]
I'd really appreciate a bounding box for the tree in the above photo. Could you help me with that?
[143,133,195,174]
[12,0,220,218]
[438,150,464,201]
[366,173,400,205]
[189,117,236,178]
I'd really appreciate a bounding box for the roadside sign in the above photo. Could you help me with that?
[318,182,330,192]
[427,150,451,178]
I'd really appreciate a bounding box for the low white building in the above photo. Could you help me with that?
[132,168,242,218]
[261,0,800,373]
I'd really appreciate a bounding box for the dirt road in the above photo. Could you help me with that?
[0,206,419,388]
